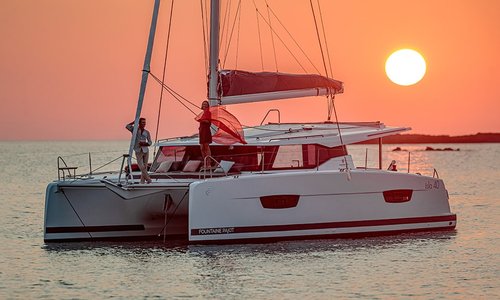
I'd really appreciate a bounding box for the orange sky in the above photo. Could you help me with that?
[0,0,499,140]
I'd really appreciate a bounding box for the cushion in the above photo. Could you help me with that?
[156,160,173,173]
[182,160,202,172]
[214,160,235,174]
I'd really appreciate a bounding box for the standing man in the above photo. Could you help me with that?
[126,117,152,184]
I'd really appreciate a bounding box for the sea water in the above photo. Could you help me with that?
[0,141,498,299]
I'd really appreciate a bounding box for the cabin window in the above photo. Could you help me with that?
[153,146,186,171]
[176,145,262,172]
[302,144,347,168]
[158,146,186,162]
[267,144,347,170]
[272,145,303,168]
[154,144,348,172]
[306,144,317,166]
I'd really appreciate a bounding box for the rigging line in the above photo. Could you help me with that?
[266,5,321,74]
[61,189,92,239]
[200,0,208,75]
[149,72,199,109]
[154,0,175,157]
[331,95,346,153]
[222,0,242,68]
[235,0,242,69]
[309,0,329,78]
[252,0,264,70]
[255,10,307,72]
[219,0,231,52]
[148,72,199,116]
[265,1,278,71]
[158,190,189,239]
[162,86,198,116]
[327,95,333,120]
[90,155,123,173]
[317,0,334,77]
[331,94,350,180]
[205,0,210,64]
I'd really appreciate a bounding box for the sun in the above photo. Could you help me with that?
[385,49,426,86]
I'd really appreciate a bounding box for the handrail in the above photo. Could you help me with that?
[364,148,368,169]
[268,133,329,142]
[56,153,124,182]
[57,156,78,181]
[260,109,281,125]
[202,156,222,179]
[57,156,68,180]
[407,151,411,173]
[88,152,92,176]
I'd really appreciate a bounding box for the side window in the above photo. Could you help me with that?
[303,144,347,168]
[157,146,186,163]
[305,144,317,167]
[152,146,187,172]
[272,145,303,169]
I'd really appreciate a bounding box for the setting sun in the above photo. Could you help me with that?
[385,49,426,86]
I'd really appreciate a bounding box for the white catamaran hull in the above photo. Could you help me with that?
[44,170,456,243]
[44,180,190,242]
[188,170,456,243]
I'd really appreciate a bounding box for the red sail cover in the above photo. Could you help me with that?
[219,70,344,97]
[195,107,247,145]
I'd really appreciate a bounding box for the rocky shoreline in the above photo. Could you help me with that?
[357,132,500,144]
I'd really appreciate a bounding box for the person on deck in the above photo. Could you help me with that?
[126,118,152,184]
[197,101,213,168]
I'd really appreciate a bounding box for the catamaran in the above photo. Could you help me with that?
[44,0,456,243]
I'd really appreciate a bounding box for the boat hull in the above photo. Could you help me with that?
[44,170,456,243]
[188,170,456,242]
[44,180,190,242]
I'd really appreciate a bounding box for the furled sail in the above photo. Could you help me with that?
[219,70,344,105]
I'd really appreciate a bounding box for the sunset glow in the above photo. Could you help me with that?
[385,49,426,86]
[0,1,499,140]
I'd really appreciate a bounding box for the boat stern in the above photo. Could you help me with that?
[44,182,92,242]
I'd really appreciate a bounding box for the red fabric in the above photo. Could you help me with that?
[219,70,344,97]
[197,109,211,122]
[197,109,213,144]
[195,106,247,145]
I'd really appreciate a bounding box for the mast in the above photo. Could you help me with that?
[208,0,220,106]
[127,0,161,169]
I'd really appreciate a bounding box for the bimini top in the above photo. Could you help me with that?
[157,121,410,148]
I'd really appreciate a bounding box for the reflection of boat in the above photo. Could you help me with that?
[44,0,456,243]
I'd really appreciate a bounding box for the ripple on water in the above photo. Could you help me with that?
[0,142,499,299]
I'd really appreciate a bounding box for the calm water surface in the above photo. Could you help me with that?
[0,141,498,299]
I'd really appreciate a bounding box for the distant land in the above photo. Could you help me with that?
[358,133,500,144]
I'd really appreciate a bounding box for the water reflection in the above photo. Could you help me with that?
[42,240,189,254]
[186,231,457,298]
[43,230,456,256]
